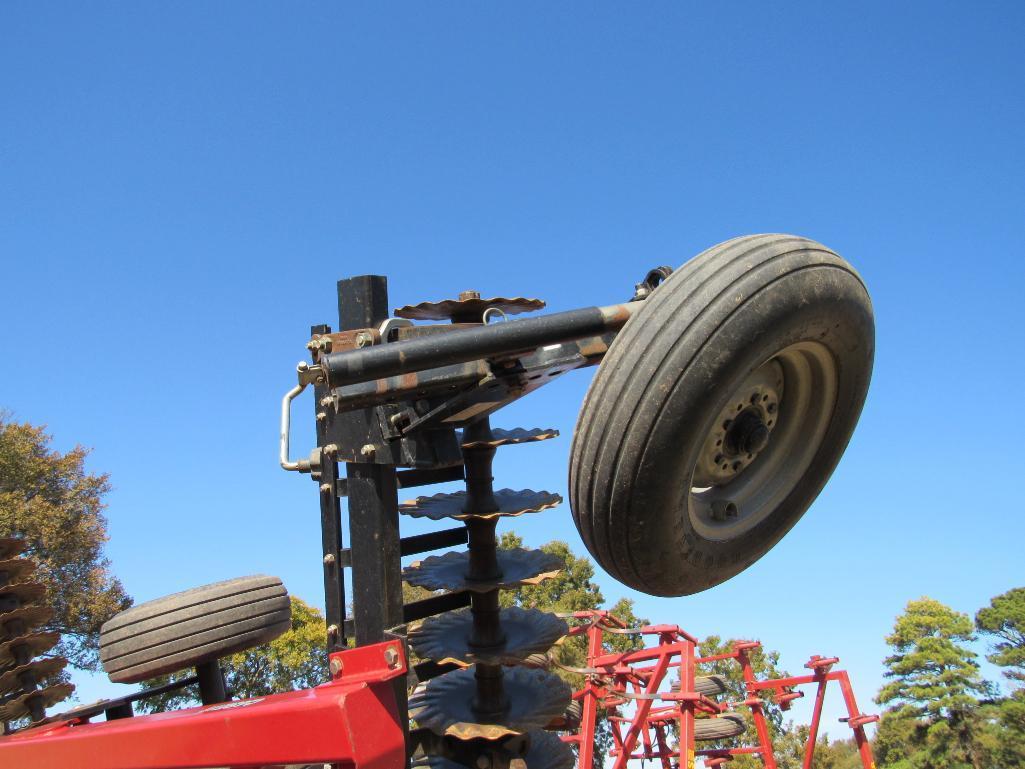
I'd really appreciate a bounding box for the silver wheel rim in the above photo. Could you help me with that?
[689,341,838,541]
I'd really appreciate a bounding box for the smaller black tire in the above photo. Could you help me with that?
[100,575,291,684]
[694,714,746,741]
[671,674,728,697]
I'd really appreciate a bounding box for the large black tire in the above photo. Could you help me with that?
[672,674,729,697]
[100,575,291,684]
[570,235,874,596]
[694,714,747,741]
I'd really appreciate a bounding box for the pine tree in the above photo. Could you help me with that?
[975,587,1025,687]
[875,597,990,769]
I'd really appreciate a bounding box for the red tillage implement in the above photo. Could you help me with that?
[1,235,874,768]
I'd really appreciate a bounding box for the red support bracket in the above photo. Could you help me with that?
[842,714,880,729]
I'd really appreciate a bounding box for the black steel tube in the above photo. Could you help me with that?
[320,303,635,388]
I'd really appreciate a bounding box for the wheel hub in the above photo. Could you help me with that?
[724,408,770,457]
[692,360,783,488]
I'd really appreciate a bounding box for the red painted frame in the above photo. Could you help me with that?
[560,612,878,769]
[0,640,408,769]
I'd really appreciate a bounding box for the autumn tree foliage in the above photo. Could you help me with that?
[0,414,131,671]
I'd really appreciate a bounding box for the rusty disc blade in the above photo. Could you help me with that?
[403,549,563,594]
[410,666,571,741]
[395,296,546,322]
[0,538,28,561]
[413,729,575,769]
[459,428,560,449]
[0,582,47,607]
[0,558,36,585]
[409,607,567,667]
[0,682,74,722]
[0,656,67,697]
[0,632,61,671]
[0,605,54,641]
[400,490,562,522]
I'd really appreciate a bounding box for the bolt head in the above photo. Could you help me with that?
[323,553,336,566]
[475,756,491,769]
[360,443,376,458]
[384,647,401,669]
[329,657,343,676]
[459,290,481,301]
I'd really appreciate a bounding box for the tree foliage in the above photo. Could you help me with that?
[975,587,1025,687]
[876,597,989,720]
[874,597,994,769]
[0,414,131,671]
[139,596,328,712]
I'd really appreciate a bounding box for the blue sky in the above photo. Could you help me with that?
[2,1,1023,739]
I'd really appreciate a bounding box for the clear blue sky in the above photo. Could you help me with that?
[2,1,1023,739]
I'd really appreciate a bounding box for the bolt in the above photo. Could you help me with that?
[384,647,400,669]
[316,411,327,422]
[329,657,343,677]
[509,760,527,769]
[320,396,334,408]
[323,553,336,566]
[459,290,481,301]
[323,444,338,458]
[355,331,373,348]
[319,482,333,494]
[476,756,491,769]
[306,339,318,351]
[327,624,339,638]
[360,444,376,459]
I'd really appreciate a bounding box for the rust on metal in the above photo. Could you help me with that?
[0,682,75,722]
[408,607,567,667]
[409,666,571,740]
[398,489,562,522]
[395,296,546,322]
[458,428,559,449]
[402,549,563,594]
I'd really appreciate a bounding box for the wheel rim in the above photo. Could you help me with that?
[689,341,838,542]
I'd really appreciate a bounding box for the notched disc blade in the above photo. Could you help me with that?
[0,631,61,670]
[400,490,562,522]
[395,297,546,322]
[403,549,564,593]
[0,682,74,722]
[459,428,560,449]
[413,730,575,769]
[409,607,568,667]
[0,656,67,696]
[0,538,28,560]
[0,582,47,607]
[410,666,571,740]
[0,605,54,640]
[0,558,36,585]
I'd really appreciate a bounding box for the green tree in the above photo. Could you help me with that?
[139,596,328,711]
[875,597,990,769]
[0,414,131,671]
[975,587,1025,687]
